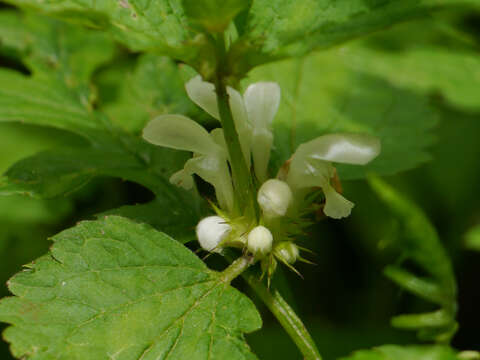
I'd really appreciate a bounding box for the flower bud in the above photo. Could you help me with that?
[274,242,299,264]
[257,179,293,218]
[247,226,273,255]
[196,216,231,253]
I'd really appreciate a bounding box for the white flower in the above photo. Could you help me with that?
[143,114,234,211]
[186,76,280,182]
[143,76,281,212]
[257,179,293,218]
[196,216,231,253]
[287,133,381,219]
[247,226,273,255]
[244,82,280,183]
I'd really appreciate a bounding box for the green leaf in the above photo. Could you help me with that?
[340,344,458,360]
[98,197,206,244]
[183,0,247,32]
[0,12,115,140]
[368,176,457,342]
[3,0,217,76]
[232,0,480,72]
[0,68,101,139]
[98,54,204,133]
[465,225,480,252]
[1,138,193,196]
[245,49,438,179]
[0,13,206,219]
[0,216,262,360]
[0,10,115,82]
[340,18,480,111]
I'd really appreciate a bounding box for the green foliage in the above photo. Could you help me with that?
[98,198,202,244]
[0,2,479,360]
[246,50,437,180]
[7,0,480,77]
[341,344,458,360]
[368,176,457,342]
[0,216,262,359]
[341,17,480,112]
[0,11,204,214]
[183,0,247,32]
[465,224,480,252]
[97,54,203,133]
[230,0,480,74]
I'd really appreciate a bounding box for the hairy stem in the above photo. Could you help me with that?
[221,255,254,283]
[244,272,322,360]
[214,34,254,213]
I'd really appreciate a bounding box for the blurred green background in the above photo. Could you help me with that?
[0,2,479,359]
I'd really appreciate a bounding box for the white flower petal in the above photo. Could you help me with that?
[251,129,273,183]
[210,128,228,153]
[257,179,292,218]
[295,133,381,165]
[244,82,280,129]
[143,114,219,155]
[322,183,354,219]
[228,86,252,168]
[184,155,234,212]
[186,76,252,167]
[185,75,219,119]
[247,226,273,255]
[287,155,334,191]
[196,216,231,253]
[244,82,280,181]
[169,169,194,189]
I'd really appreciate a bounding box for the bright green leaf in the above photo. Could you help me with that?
[340,344,459,360]
[0,216,262,359]
[0,13,206,217]
[98,54,204,133]
[0,10,115,82]
[246,49,438,180]
[233,0,480,72]
[0,69,100,139]
[3,0,218,77]
[183,0,247,32]
[0,13,115,140]
[340,18,480,111]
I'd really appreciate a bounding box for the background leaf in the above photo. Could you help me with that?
[0,216,262,360]
[245,49,438,180]
[0,10,207,244]
[231,0,480,73]
[340,344,458,360]
[368,176,457,342]
[96,54,204,133]
[465,225,480,252]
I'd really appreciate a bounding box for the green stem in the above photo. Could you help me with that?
[243,272,322,360]
[221,255,254,283]
[214,34,254,213]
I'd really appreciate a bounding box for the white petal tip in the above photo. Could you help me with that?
[323,186,355,219]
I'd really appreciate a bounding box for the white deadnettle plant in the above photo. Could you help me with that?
[142,75,381,271]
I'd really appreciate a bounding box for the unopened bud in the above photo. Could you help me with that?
[196,216,231,253]
[274,242,299,264]
[247,226,273,255]
[257,179,293,218]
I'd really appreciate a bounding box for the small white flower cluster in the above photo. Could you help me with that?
[196,216,273,256]
[142,75,381,271]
